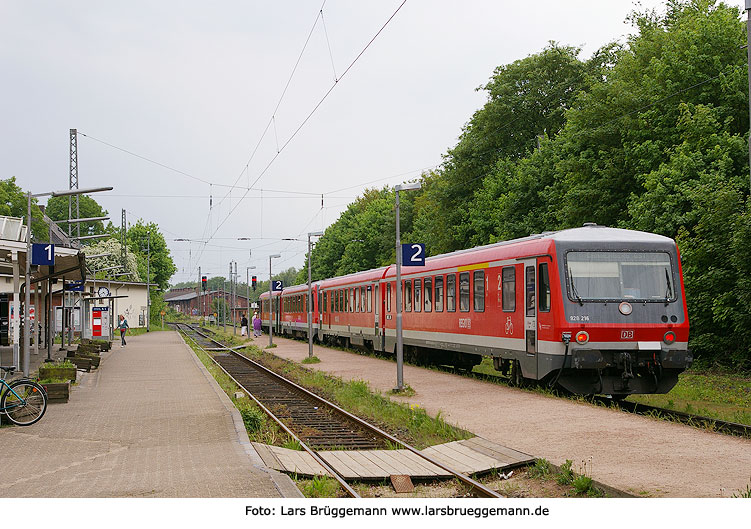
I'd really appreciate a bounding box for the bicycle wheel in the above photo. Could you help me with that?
[2,380,47,426]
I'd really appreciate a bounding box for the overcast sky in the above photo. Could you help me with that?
[2,0,720,285]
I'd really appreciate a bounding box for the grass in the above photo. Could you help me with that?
[182,333,295,447]
[226,342,471,450]
[301,476,343,498]
[527,458,603,497]
[301,356,321,364]
[627,368,751,425]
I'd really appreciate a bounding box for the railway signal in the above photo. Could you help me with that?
[251,276,257,291]
[201,276,207,291]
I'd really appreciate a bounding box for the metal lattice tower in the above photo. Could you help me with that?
[69,129,79,236]
[121,208,127,265]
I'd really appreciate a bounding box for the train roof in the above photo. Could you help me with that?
[263,225,676,292]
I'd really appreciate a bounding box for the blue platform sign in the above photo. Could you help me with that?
[31,243,55,266]
[271,280,284,292]
[402,243,426,266]
[65,281,84,292]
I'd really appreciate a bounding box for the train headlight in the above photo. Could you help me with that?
[575,331,589,345]
[663,331,676,345]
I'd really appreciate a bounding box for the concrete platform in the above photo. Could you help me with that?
[0,331,301,497]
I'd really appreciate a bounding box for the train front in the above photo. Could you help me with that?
[553,227,691,396]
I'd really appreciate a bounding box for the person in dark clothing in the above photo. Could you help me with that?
[240,313,248,337]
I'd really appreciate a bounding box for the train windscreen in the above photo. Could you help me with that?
[565,251,675,302]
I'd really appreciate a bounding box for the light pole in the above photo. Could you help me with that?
[268,254,281,347]
[394,182,421,391]
[307,231,324,358]
[25,186,112,377]
[246,265,256,336]
[146,231,151,331]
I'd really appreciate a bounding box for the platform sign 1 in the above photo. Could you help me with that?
[402,243,426,267]
[271,280,284,292]
[31,243,55,266]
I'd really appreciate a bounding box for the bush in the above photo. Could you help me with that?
[240,408,265,433]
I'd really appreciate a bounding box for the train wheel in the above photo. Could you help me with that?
[510,360,526,388]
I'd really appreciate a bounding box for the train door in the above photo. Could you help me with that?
[522,260,538,379]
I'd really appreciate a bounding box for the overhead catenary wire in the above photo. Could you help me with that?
[194,0,409,270]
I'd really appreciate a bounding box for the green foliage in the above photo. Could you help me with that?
[528,458,553,480]
[127,220,177,291]
[556,460,575,485]
[303,476,341,498]
[82,239,140,281]
[732,478,751,498]
[240,407,265,433]
[46,194,108,238]
[301,0,751,369]
[0,177,48,240]
[301,356,321,364]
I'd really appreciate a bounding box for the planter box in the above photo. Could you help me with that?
[41,381,70,403]
[84,339,111,352]
[79,353,101,368]
[70,357,92,372]
[38,366,77,382]
[77,344,100,355]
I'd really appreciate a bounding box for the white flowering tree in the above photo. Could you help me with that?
[82,238,141,281]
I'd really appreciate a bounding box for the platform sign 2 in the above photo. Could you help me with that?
[31,243,55,266]
[65,281,84,292]
[271,280,284,292]
[402,243,426,267]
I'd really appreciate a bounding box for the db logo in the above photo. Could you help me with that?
[620,330,634,340]
[504,317,513,335]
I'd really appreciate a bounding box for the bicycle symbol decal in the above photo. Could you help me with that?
[504,316,513,335]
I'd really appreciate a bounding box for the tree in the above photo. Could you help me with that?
[82,239,140,281]
[0,177,48,240]
[127,220,177,292]
[411,43,593,254]
[45,194,108,239]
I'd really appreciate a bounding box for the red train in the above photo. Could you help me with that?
[261,225,691,396]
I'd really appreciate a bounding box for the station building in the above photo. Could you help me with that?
[166,287,255,322]
[0,213,149,375]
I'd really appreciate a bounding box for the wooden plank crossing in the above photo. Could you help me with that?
[252,437,533,480]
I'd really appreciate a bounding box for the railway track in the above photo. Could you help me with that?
[284,335,751,439]
[170,322,503,499]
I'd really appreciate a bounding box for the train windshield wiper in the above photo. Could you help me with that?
[664,268,673,305]
[569,273,584,306]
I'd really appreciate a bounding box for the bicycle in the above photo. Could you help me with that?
[0,366,47,426]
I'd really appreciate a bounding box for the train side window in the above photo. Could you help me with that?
[355,287,359,312]
[405,280,412,312]
[473,270,485,312]
[387,282,392,312]
[446,274,456,312]
[502,267,516,312]
[414,279,422,312]
[526,266,535,316]
[459,272,470,312]
[323,292,327,313]
[538,263,551,312]
[435,276,443,312]
[424,277,432,312]
[361,286,366,312]
[367,286,372,312]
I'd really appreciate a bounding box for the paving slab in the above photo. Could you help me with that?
[256,334,751,498]
[0,331,301,497]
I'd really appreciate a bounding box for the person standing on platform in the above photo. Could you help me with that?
[240,313,248,337]
[118,314,129,347]
[252,312,262,337]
